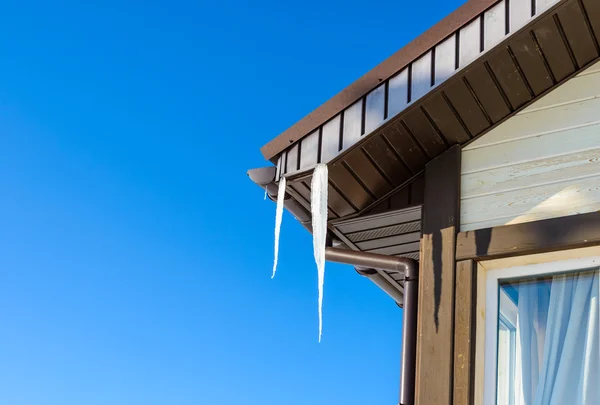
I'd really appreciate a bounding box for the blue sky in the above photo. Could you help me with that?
[0,0,465,404]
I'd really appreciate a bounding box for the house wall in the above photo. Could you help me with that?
[460,61,600,232]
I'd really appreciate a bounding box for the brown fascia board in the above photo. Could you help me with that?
[260,0,501,161]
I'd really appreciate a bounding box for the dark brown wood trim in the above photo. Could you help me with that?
[453,260,477,405]
[456,211,600,261]
[415,145,461,405]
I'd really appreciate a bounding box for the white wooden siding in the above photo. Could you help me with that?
[435,34,457,86]
[365,84,386,134]
[460,61,600,231]
[459,19,481,68]
[300,129,320,170]
[321,115,341,163]
[342,99,363,151]
[388,69,409,117]
[412,51,432,101]
[510,1,532,32]
[484,2,506,51]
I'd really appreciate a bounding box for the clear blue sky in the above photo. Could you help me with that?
[0,1,465,404]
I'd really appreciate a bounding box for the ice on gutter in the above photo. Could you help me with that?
[272,176,286,279]
[311,164,328,342]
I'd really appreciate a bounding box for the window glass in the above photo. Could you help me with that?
[496,268,599,405]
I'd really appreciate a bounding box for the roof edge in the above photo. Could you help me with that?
[260,0,501,160]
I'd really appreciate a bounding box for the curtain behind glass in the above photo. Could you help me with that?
[512,270,599,405]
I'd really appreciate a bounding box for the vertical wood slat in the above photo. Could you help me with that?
[412,51,433,102]
[459,18,481,68]
[415,145,461,405]
[286,143,299,174]
[388,69,409,117]
[300,129,320,170]
[484,1,506,50]
[453,260,477,405]
[510,0,533,32]
[365,84,386,134]
[321,115,341,163]
[435,34,457,86]
[343,99,364,150]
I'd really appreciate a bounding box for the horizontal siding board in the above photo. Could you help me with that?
[461,174,600,230]
[465,96,600,153]
[366,84,386,134]
[461,61,600,231]
[463,122,600,173]
[388,69,409,118]
[462,148,600,198]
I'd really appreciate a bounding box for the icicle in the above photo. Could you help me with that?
[311,164,328,342]
[272,176,286,279]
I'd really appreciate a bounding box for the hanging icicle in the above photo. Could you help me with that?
[272,176,286,279]
[311,164,328,342]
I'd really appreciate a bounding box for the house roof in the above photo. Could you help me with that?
[249,0,600,247]
[260,0,501,161]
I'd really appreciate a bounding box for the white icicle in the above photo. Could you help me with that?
[311,164,328,342]
[272,176,286,279]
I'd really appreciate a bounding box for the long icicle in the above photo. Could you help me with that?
[311,164,328,342]
[272,176,286,279]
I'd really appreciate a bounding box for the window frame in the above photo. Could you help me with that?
[480,253,600,405]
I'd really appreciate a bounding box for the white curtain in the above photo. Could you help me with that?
[514,270,599,405]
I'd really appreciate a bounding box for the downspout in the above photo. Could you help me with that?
[325,247,419,405]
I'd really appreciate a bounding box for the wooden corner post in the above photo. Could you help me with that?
[414,145,461,405]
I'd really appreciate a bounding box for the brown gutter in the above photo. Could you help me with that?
[260,0,501,161]
[325,247,419,405]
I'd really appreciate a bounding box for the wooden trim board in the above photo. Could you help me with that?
[456,211,600,261]
[415,145,461,405]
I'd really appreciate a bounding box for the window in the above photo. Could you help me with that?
[483,256,600,405]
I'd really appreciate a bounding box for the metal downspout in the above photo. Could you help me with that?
[324,248,419,405]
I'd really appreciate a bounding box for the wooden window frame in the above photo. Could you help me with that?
[472,248,600,405]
